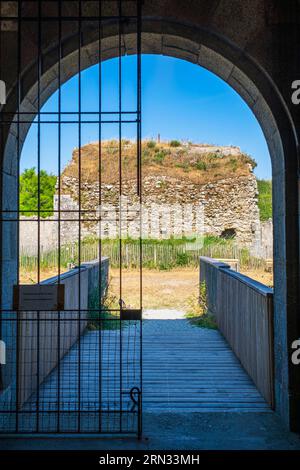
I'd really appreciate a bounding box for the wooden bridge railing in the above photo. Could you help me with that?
[18,258,109,406]
[200,256,274,407]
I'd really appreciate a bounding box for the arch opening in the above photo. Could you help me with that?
[1,18,299,434]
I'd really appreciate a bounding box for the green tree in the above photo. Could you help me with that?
[257,179,272,221]
[20,168,57,218]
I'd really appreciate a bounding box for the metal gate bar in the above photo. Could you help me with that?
[0,0,142,436]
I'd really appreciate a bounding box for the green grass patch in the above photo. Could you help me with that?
[87,279,122,330]
[185,281,217,329]
[20,235,269,273]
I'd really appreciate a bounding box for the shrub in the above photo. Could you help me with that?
[208,152,222,160]
[158,261,173,270]
[154,151,166,164]
[169,140,181,147]
[243,153,257,169]
[176,252,189,266]
[142,149,150,162]
[147,140,156,149]
[195,160,207,171]
[230,158,238,172]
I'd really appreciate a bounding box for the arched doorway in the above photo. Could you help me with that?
[0,1,299,434]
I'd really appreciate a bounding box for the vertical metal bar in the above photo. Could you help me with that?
[15,0,22,433]
[137,0,143,439]
[0,0,3,400]
[77,0,82,433]
[36,0,42,433]
[98,0,102,434]
[137,1,142,199]
[118,0,123,433]
[57,1,62,433]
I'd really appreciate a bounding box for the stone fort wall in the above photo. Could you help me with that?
[20,172,262,254]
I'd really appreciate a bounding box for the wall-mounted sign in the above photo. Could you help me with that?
[13,285,65,311]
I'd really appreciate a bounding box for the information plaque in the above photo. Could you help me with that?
[13,284,65,311]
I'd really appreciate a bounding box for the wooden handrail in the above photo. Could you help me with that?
[200,256,274,407]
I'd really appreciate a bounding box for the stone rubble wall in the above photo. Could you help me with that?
[20,172,262,254]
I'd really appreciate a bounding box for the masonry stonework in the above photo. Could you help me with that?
[59,172,260,243]
[20,170,261,253]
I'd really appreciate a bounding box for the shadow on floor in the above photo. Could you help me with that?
[1,412,300,450]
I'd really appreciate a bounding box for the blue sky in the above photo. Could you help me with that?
[21,54,271,179]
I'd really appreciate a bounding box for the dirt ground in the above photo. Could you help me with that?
[109,267,273,310]
[109,267,199,309]
[19,268,68,284]
[239,268,273,288]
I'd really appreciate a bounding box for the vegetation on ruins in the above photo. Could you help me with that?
[19,141,264,219]
[60,139,257,186]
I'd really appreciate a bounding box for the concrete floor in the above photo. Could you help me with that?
[1,311,300,450]
[1,412,300,450]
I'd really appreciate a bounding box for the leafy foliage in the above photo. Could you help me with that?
[169,139,181,147]
[146,140,156,149]
[257,179,272,221]
[20,168,57,218]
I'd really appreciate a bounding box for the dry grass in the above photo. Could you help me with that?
[240,268,273,287]
[109,267,199,309]
[61,140,255,186]
[19,267,273,309]
[19,267,68,284]
[109,267,273,310]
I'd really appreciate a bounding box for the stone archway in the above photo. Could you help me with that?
[1,4,299,432]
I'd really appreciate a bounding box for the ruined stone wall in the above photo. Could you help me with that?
[19,172,261,253]
[56,173,260,244]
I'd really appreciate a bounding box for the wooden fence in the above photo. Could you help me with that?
[20,240,271,271]
[200,256,274,407]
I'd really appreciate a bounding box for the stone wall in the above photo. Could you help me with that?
[57,173,260,245]
[19,172,261,254]
[251,219,273,259]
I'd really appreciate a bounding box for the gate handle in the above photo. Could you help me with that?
[130,387,141,412]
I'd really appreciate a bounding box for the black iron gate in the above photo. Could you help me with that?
[0,1,142,436]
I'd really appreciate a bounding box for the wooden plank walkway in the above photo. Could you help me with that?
[25,315,270,415]
[142,318,270,412]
